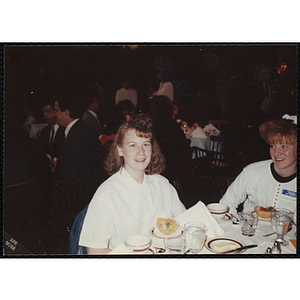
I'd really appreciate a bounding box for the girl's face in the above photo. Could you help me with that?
[269,137,297,177]
[117,129,152,179]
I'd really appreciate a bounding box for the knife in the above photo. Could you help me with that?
[218,244,257,254]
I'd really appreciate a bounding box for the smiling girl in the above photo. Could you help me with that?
[79,114,186,254]
[220,118,297,220]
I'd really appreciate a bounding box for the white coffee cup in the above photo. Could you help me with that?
[124,235,152,254]
[207,203,229,221]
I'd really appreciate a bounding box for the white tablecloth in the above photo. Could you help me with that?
[198,217,296,254]
[190,136,211,149]
[109,214,296,255]
[188,134,222,159]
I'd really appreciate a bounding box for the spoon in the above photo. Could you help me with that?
[227,213,240,225]
[154,247,165,253]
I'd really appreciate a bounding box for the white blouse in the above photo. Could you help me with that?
[79,168,186,249]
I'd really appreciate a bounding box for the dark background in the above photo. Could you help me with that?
[4,43,298,125]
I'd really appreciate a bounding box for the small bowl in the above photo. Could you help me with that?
[124,235,152,253]
[207,203,229,221]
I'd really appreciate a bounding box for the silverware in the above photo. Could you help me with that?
[154,247,165,253]
[218,244,257,254]
[263,232,276,237]
[228,213,240,225]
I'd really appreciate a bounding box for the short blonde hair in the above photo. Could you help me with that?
[104,113,165,175]
[259,119,297,145]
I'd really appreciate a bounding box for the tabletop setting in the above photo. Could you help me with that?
[180,121,222,153]
[108,200,297,256]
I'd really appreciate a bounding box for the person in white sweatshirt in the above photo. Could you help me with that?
[220,117,297,221]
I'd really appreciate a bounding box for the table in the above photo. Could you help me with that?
[110,215,297,255]
[187,131,222,159]
[198,217,297,255]
[189,136,211,149]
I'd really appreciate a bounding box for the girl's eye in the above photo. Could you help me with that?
[283,145,288,149]
[270,145,274,149]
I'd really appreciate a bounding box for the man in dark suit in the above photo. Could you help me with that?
[81,90,104,136]
[53,95,107,209]
[38,102,65,170]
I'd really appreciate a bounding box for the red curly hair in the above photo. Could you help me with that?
[259,119,297,145]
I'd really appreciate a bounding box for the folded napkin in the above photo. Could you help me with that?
[204,123,220,134]
[175,201,224,237]
[109,243,132,254]
[191,127,207,138]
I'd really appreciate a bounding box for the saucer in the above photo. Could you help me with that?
[217,214,231,222]
[149,226,184,239]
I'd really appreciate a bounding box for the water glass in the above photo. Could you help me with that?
[164,237,185,254]
[184,222,207,254]
[240,213,258,236]
[271,208,293,246]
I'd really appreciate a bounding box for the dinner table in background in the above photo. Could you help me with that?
[185,123,222,158]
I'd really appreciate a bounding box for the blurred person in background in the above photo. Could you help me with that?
[152,72,174,102]
[81,87,105,136]
[115,79,138,109]
[38,99,65,171]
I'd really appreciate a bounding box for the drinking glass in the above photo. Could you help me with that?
[164,237,185,254]
[239,213,258,236]
[271,208,293,246]
[184,222,207,254]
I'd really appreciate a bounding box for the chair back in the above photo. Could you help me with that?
[69,205,89,255]
[209,135,223,153]
[52,180,99,213]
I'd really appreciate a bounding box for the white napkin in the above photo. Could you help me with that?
[175,201,224,237]
[204,123,220,134]
[191,127,207,138]
[109,243,132,254]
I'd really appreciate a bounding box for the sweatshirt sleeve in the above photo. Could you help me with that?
[219,167,249,216]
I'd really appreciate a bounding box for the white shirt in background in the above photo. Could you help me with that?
[154,81,174,101]
[115,87,138,107]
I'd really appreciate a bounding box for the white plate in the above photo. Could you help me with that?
[251,211,271,222]
[149,226,184,239]
[205,237,246,254]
